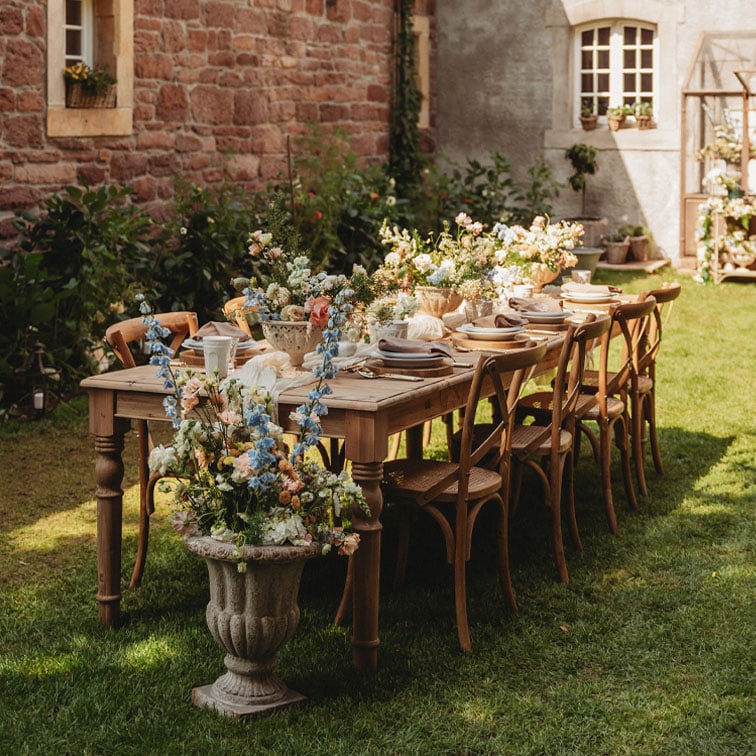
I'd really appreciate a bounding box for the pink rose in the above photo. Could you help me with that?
[338,533,360,556]
[306,295,331,327]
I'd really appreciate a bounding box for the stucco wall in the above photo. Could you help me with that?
[435,0,756,261]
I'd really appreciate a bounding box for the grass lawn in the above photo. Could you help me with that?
[1,269,754,754]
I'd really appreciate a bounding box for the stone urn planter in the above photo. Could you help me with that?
[572,247,603,276]
[415,286,463,318]
[185,535,323,719]
[261,321,323,367]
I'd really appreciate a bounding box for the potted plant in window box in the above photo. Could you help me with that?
[634,101,653,130]
[579,100,598,131]
[64,62,117,108]
[607,105,629,132]
[602,232,631,264]
[618,224,653,261]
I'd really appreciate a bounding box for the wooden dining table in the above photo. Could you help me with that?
[80,334,567,671]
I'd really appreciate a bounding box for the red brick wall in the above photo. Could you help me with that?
[0,0,412,237]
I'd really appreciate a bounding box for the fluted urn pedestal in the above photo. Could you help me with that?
[185,535,322,719]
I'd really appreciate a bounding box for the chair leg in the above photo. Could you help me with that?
[563,450,582,553]
[631,392,649,497]
[495,492,518,613]
[333,556,353,626]
[549,454,570,584]
[129,424,152,589]
[646,390,665,476]
[599,421,618,534]
[615,414,638,512]
[453,514,471,653]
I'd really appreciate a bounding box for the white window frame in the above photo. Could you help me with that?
[64,0,94,68]
[574,20,658,126]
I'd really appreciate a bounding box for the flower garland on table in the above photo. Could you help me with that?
[696,195,756,282]
[137,292,367,570]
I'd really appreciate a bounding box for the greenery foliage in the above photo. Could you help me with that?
[1,133,563,411]
[565,143,599,217]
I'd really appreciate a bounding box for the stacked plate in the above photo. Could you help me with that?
[517,309,573,324]
[455,323,525,342]
[561,290,619,305]
[375,348,447,369]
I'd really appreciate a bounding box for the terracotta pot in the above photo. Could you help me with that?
[604,241,630,264]
[261,320,322,366]
[415,286,463,318]
[580,114,598,131]
[636,115,653,130]
[628,236,650,262]
[607,114,625,132]
[185,536,322,719]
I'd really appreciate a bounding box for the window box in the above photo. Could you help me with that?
[65,81,116,109]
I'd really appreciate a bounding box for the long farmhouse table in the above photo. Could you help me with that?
[81,335,566,671]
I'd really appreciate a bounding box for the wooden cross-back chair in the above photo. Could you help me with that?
[379,342,548,652]
[104,311,198,588]
[632,282,682,492]
[513,313,611,584]
[574,297,657,533]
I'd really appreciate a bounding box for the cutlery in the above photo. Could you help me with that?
[357,368,424,382]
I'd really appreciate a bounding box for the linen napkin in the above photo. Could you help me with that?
[471,313,527,328]
[192,321,250,341]
[507,298,562,313]
[377,336,453,358]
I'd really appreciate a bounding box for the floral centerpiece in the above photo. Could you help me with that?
[492,215,582,290]
[376,213,498,298]
[139,294,367,564]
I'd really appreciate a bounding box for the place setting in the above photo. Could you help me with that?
[359,336,459,380]
[451,312,545,351]
[178,321,264,374]
[559,282,623,308]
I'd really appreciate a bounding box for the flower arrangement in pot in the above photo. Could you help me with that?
[492,215,582,291]
[232,211,355,366]
[375,212,498,317]
[63,61,117,108]
[139,291,368,717]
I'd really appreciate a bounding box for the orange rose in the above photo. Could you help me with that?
[306,295,331,327]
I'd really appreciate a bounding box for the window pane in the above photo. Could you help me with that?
[581,73,594,92]
[598,72,610,91]
[624,26,637,45]
[582,29,593,46]
[598,49,610,68]
[641,27,654,45]
[582,50,593,69]
[66,0,82,26]
[624,49,636,68]
[66,30,82,57]
[597,26,610,46]
[597,97,609,115]
[641,48,653,69]
[624,72,636,91]
[640,73,653,92]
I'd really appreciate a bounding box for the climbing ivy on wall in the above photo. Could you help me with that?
[388,0,424,199]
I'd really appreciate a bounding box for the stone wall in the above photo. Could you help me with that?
[0,0,413,239]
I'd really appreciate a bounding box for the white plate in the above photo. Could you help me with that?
[457,323,525,341]
[561,293,619,304]
[376,349,444,362]
[519,310,572,323]
[183,338,257,351]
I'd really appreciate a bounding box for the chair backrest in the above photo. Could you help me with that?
[421,341,548,505]
[105,311,199,368]
[638,283,681,376]
[519,313,612,456]
[594,297,657,413]
[223,296,254,337]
